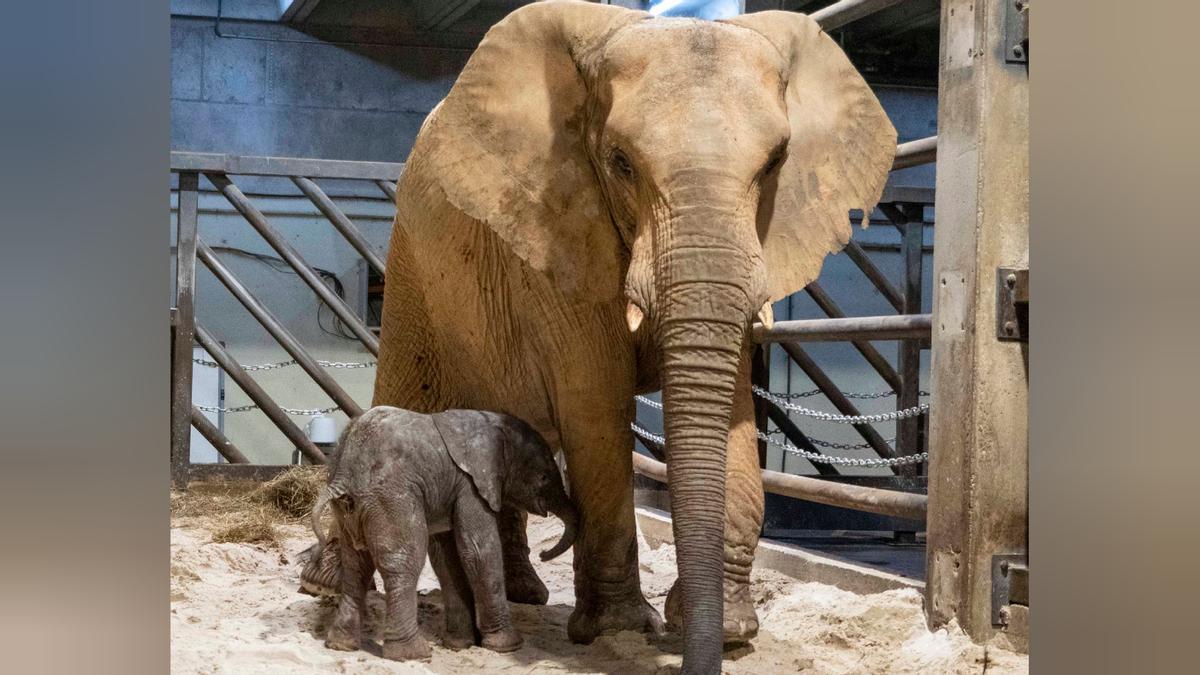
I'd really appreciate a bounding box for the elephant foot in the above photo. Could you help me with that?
[383,636,432,662]
[568,591,664,644]
[504,556,549,605]
[664,577,759,644]
[481,628,524,653]
[324,623,361,652]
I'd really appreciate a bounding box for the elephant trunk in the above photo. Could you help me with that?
[658,269,757,674]
[540,499,579,561]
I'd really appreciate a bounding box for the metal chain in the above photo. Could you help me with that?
[769,388,930,400]
[752,386,928,424]
[193,357,376,371]
[631,422,926,467]
[763,428,893,451]
[195,403,342,416]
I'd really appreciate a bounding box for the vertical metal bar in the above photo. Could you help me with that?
[170,171,199,489]
[804,282,903,393]
[779,342,901,474]
[189,406,251,464]
[843,240,905,313]
[205,172,380,356]
[897,212,926,478]
[925,0,1029,641]
[196,240,365,418]
[193,323,327,465]
[291,176,387,277]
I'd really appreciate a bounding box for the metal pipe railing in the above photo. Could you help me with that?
[892,135,938,171]
[805,282,902,392]
[843,240,905,312]
[196,240,365,418]
[753,313,932,343]
[292,176,387,277]
[205,172,381,356]
[812,0,911,32]
[194,322,327,464]
[189,406,251,464]
[375,179,397,202]
[632,453,925,522]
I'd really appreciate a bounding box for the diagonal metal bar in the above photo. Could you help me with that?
[804,282,903,393]
[780,341,901,474]
[197,239,364,418]
[194,322,326,464]
[189,406,250,464]
[291,176,386,277]
[762,399,841,476]
[205,172,380,356]
[843,240,905,312]
[375,179,396,202]
[812,0,909,32]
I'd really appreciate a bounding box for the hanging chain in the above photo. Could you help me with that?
[751,386,928,424]
[194,403,342,416]
[631,422,925,467]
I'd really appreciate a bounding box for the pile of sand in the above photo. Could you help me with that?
[171,501,1027,674]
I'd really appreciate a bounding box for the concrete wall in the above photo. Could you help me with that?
[171,4,936,469]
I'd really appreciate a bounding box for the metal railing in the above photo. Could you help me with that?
[169,152,404,486]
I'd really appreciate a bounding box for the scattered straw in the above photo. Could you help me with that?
[249,466,328,519]
[211,511,281,548]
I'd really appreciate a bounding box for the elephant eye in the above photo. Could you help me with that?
[762,145,787,176]
[610,149,635,180]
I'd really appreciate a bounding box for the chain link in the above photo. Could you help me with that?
[752,386,928,424]
[769,388,930,400]
[631,422,925,467]
[763,428,893,451]
[193,357,376,371]
[195,403,342,416]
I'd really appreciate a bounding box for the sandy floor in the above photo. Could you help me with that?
[171,513,1028,674]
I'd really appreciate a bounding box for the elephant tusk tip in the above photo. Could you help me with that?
[626,302,645,333]
[757,302,774,330]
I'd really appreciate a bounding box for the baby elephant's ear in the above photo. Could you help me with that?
[432,411,505,513]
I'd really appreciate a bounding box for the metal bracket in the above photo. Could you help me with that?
[996,267,1029,342]
[1006,0,1030,64]
[992,555,1029,626]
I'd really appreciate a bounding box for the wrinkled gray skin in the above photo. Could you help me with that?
[309,406,578,661]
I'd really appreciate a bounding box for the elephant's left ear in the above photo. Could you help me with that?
[410,2,648,302]
[722,11,897,302]
[432,411,505,513]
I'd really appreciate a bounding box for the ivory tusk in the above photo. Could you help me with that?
[757,302,775,329]
[626,302,645,333]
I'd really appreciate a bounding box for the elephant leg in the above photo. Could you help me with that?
[372,505,432,662]
[665,346,763,643]
[428,532,477,649]
[325,536,375,651]
[558,401,663,644]
[498,507,549,605]
[453,494,523,653]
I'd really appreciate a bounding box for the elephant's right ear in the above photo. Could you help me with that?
[408,2,646,301]
[432,411,505,513]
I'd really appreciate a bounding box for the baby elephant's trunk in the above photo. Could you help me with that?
[539,502,579,561]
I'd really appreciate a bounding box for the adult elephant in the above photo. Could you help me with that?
[370,3,895,672]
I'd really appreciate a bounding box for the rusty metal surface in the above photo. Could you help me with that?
[196,240,364,418]
[193,322,326,464]
[898,218,927,477]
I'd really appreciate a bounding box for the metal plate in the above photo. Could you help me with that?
[992,554,1029,625]
[996,267,1029,341]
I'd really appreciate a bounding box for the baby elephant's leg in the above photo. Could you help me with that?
[428,532,477,649]
[499,507,549,605]
[453,494,522,653]
[325,537,374,651]
[371,505,432,661]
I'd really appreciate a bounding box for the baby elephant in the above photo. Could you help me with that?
[308,406,577,661]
